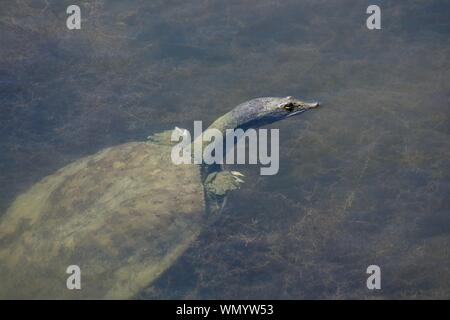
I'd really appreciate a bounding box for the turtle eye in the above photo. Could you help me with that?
[283,103,295,112]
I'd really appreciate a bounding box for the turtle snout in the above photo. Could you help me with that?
[305,101,320,109]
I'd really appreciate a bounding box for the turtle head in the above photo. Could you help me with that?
[231,96,320,129]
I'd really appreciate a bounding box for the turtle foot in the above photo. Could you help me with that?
[204,171,245,197]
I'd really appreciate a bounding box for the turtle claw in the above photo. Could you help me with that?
[233,176,245,184]
[231,171,245,184]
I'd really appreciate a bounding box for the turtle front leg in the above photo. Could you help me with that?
[204,171,245,197]
[147,127,188,146]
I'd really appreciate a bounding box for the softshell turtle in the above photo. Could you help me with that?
[0,97,319,299]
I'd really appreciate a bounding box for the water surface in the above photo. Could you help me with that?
[0,0,449,299]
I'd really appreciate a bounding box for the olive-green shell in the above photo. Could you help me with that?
[0,141,205,299]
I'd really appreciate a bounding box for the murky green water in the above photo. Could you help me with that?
[0,0,449,299]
